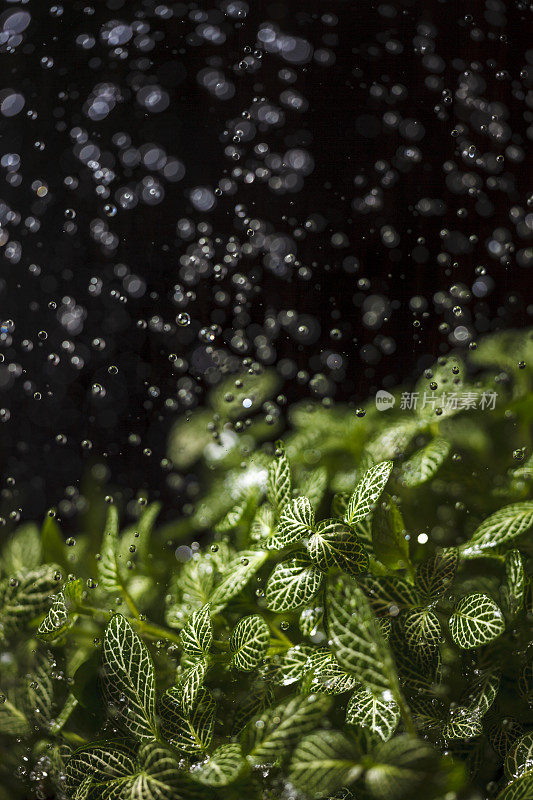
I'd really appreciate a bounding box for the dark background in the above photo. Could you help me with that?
[0,0,530,527]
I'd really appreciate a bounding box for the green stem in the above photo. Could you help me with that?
[76,605,181,645]
[50,694,78,735]
[395,688,416,736]
[121,587,141,619]
[268,621,293,648]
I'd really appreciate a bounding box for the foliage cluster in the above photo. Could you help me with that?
[0,328,532,800]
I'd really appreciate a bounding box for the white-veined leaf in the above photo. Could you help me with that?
[289,731,361,797]
[0,566,61,636]
[98,505,123,594]
[266,446,292,513]
[189,743,246,787]
[278,645,314,686]
[209,550,268,612]
[344,461,393,526]
[102,614,157,740]
[396,607,442,665]
[299,604,324,638]
[449,593,505,649]
[65,744,137,797]
[178,658,207,712]
[401,437,451,487]
[180,604,212,657]
[460,501,533,557]
[230,614,270,672]
[265,557,323,612]
[359,575,418,617]
[25,652,54,726]
[501,549,526,621]
[346,686,400,742]
[0,695,30,736]
[307,649,358,696]
[250,505,276,543]
[245,692,331,764]
[268,496,314,549]
[37,592,72,642]
[307,520,369,576]
[159,686,215,754]
[442,705,483,741]
[496,774,533,800]
[130,742,186,800]
[505,732,533,780]
[327,576,403,701]
[415,548,458,602]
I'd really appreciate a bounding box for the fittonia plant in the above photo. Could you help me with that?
[0,329,532,800]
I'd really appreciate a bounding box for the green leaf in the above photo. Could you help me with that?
[307,649,359,695]
[442,705,483,741]
[364,735,438,800]
[461,669,500,718]
[359,575,418,617]
[371,495,410,570]
[180,604,212,657]
[3,523,42,574]
[131,742,186,800]
[216,490,258,533]
[344,461,393,526]
[245,693,331,764]
[37,592,72,642]
[298,466,328,509]
[307,520,369,576]
[265,557,323,612]
[449,593,505,649]
[41,515,69,568]
[102,614,157,740]
[178,658,207,712]
[299,604,324,638]
[250,505,276,543]
[505,732,533,780]
[415,548,458,602]
[25,652,54,726]
[266,445,292,513]
[268,496,314,549]
[327,576,403,699]
[209,550,268,612]
[501,549,526,620]
[190,743,246,786]
[496,774,533,800]
[289,731,361,797]
[278,645,314,686]
[401,437,451,487]
[396,607,442,665]
[0,566,61,637]
[0,695,30,736]
[346,687,400,742]
[166,556,215,628]
[65,744,137,797]
[98,504,123,594]
[230,614,270,672]
[160,686,215,753]
[460,501,533,557]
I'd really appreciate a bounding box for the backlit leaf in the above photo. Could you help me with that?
[209,550,268,612]
[505,732,533,780]
[98,505,123,595]
[501,549,525,621]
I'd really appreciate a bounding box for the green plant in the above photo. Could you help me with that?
[0,328,532,800]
